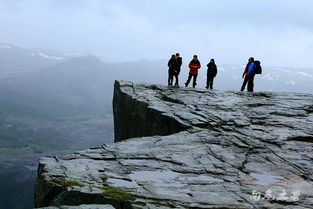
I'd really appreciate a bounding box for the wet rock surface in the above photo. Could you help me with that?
[36,81,313,208]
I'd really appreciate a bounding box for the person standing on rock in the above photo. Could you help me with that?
[241,57,254,92]
[247,59,257,92]
[206,58,217,89]
[174,53,182,87]
[185,55,201,88]
[168,54,178,86]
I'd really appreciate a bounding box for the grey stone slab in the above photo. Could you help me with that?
[35,81,313,209]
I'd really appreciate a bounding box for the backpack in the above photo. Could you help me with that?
[254,60,262,74]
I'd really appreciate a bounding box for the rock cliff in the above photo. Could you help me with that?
[36,80,313,209]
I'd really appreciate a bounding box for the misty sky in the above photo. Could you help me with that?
[1,0,313,67]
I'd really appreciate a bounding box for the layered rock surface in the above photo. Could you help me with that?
[36,80,313,209]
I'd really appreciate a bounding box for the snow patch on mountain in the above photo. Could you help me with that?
[278,69,292,73]
[38,53,64,60]
[0,44,13,49]
[262,73,276,80]
[296,71,313,77]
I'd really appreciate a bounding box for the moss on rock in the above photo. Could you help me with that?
[51,178,83,188]
[100,186,136,201]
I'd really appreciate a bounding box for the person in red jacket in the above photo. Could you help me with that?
[185,55,201,88]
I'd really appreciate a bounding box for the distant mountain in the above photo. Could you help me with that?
[0,44,312,121]
[0,55,111,118]
[0,53,312,121]
[0,43,73,78]
[0,54,169,161]
[0,54,117,162]
[0,55,169,120]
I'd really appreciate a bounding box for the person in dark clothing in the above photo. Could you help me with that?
[241,57,254,92]
[206,59,217,89]
[167,54,178,86]
[174,53,182,87]
[185,55,201,88]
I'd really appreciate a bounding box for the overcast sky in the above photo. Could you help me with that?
[1,0,313,67]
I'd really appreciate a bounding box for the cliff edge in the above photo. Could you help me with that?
[36,80,313,209]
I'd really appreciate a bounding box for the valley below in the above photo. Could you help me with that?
[0,116,114,209]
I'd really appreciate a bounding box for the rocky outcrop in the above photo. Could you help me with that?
[36,80,313,209]
[113,81,189,142]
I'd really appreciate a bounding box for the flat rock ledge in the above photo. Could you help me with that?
[36,80,313,209]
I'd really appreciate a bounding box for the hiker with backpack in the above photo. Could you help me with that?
[185,55,201,88]
[174,53,182,87]
[241,57,253,91]
[168,54,178,86]
[240,57,262,92]
[206,58,217,89]
[247,59,262,92]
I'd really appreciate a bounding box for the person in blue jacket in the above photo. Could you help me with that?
[241,57,256,92]
[241,57,253,91]
[247,58,256,92]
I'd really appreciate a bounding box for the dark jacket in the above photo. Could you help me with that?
[168,58,178,73]
[207,62,217,77]
[176,57,182,69]
[188,59,201,75]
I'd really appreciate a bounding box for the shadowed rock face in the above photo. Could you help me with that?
[36,80,313,209]
[113,81,189,142]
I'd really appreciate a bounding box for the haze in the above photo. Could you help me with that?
[1,2,313,208]
[1,0,313,67]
